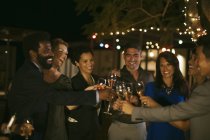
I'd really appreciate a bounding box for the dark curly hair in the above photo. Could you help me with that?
[69,46,94,66]
[22,31,50,59]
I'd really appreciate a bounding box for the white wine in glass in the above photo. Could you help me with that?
[136,81,144,97]
[135,81,146,107]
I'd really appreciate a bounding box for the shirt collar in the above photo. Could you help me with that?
[32,61,42,72]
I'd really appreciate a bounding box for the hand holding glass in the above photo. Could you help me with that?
[103,74,117,115]
[136,81,146,107]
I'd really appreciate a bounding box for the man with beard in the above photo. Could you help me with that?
[7,32,112,140]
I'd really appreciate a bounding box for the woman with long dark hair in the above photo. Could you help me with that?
[141,51,189,140]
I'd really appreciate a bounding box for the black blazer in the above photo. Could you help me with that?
[8,60,97,139]
[65,72,99,140]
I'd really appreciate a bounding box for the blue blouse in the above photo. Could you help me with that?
[145,82,185,140]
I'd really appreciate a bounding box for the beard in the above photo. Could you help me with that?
[37,55,53,69]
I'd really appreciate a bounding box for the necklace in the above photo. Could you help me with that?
[87,75,95,86]
[163,84,174,95]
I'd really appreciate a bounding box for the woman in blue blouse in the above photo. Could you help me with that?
[141,51,189,140]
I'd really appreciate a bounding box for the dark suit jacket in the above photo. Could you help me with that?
[131,80,210,140]
[7,60,97,139]
[65,72,99,140]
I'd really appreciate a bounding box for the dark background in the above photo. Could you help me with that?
[0,0,92,92]
[0,0,90,41]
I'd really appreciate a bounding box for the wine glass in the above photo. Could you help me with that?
[97,78,107,90]
[124,82,134,101]
[22,119,33,140]
[115,81,125,100]
[135,81,145,106]
[103,74,117,115]
[136,81,144,97]
[114,81,129,114]
[107,73,117,89]
[2,114,16,134]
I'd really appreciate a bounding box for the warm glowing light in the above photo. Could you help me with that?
[162,48,166,52]
[178,40,183,44]
[171,49,176,54]
[116,45,121,50]
[149,51,154,57]
[104,44,109,48]
[92,35,97,39]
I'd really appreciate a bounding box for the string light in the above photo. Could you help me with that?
[104,44,109,48]
[145,41,160,50]
[90,0,207,51]
[181,0,207,41]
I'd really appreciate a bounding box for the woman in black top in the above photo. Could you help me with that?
[66,47,100,140]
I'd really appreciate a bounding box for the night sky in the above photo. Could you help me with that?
[0,0,90,42]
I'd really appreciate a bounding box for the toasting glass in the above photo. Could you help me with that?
[97,78,107,90]
[115,81,132,114]
[124,82,134,101]
[135,81,145,106]
[22,119,33,140]
[107,73,117,88]
[103,74,117,115]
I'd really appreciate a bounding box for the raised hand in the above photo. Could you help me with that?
[85,85,97,91]
[129,95,139,106]
[140,96,161,108]
[121,101,135,115]
[98,88,115,101]
[112,99,123,111]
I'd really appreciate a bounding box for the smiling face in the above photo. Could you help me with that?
[76,52,95,75]
[188,52,199,76]
[53,44,68,68]
[36,41,54,69]
[123,48,141,71]
[195,46,210,77]
[160,57,175,79]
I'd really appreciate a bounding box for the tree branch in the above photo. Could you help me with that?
[162,0,171,17]
[124,14,162,29]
